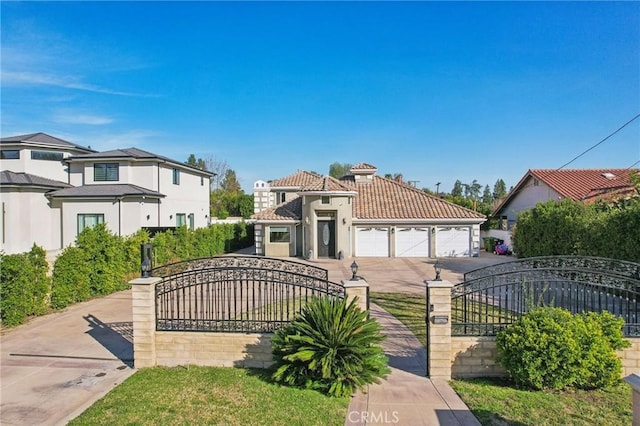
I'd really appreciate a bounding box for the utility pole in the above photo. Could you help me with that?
[436,182,441,196]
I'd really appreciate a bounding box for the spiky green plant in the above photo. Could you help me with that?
[271,296,389,397]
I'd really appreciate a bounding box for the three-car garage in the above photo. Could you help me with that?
[355,225,472,258]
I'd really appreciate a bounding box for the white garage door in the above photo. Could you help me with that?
[356,227,389,257]
[396,227,430,257]
[436,227,470,257]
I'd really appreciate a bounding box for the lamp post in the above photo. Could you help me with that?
[350,261,359,280]
[436,182,441,196]
[434,261,442,281]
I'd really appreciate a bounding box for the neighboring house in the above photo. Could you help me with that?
[252,163,486,258]
[1,133,213,255]
[492,168,639,230]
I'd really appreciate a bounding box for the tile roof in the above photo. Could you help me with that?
[300,175,355,192]
[0,132,96,152]
[350,163,377,171]
[67,148,214,176]
[269,170,322,188]
[0,170,71,189]
[254,170,485,221]
[529,168,638,202]
[353,176,485,219]
[492,168,639,216]
[252,197,302,221]
[47,184,165,198]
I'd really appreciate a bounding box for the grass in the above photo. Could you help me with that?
[69,366,349,426]
[450,378,632,426]
[370,291,633,426]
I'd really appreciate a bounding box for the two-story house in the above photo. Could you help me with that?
[253,163,486,259]
[1,133,213,255]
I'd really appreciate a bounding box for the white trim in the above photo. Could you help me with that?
[297,191,357,196]
[353,218,483,225]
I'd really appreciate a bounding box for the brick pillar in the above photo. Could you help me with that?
[130,277,162,368]
[342,278,369,313]
[624,373,640,426]
[426,279,453,380]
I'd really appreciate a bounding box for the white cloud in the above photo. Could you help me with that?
[2,70,156,97]
[53,111,114,125]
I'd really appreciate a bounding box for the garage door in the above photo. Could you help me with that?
[396,227,430,257]
[356,227,389,257]
[436,227,470,257]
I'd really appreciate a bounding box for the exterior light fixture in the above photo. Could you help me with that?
[434,261,442,281]
[351,261,359,280]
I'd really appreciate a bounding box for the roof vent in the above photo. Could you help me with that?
[601,172,616,180]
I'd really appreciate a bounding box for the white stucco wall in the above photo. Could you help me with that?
[157,164,210,229]
[0,189,62,254]
[500,177,562,227]
[2,147,75,183]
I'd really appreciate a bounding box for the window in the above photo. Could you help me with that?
[173,168,180,185]
[0,150,20,159]
[176,213,186,227]
[31,150,64,161]
[276,192,285,204]
[188,213,194,229]
[321,196,331,204]
[270,226,290,243]
[533,178,540,187]
[77,214,104,234]
[94,163,119,181]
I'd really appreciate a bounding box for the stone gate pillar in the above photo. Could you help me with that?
[342,277,370,313]
[130,277,162,368]
[425,279,453,380]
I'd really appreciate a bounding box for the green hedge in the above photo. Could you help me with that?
[0,245,51,326]
[512,197,640,261]
[3,222,254,326]
[496,307,630,390]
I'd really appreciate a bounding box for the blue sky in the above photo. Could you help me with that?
[2,1,638,193]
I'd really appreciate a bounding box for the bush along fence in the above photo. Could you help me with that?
[130,256,369,370]
[0,222,254,327]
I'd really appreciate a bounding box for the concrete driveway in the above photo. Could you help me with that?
[0,252,512,425]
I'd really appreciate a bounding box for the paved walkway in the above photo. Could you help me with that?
[345,303,481,426]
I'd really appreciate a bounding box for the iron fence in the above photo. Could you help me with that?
[154,256,343,333]
[453,259,640,337]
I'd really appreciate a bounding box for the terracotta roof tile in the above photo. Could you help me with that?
[252,197,302,221]
[300,176,355,192]
[530,169,638,202]
[269,170,322,188]
[353,176,485,220]
[350,163,377,171]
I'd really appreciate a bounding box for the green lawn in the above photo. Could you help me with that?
[370,291,633,426]
[69,366,349,426]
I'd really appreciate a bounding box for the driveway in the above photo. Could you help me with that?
[0,252,512,425]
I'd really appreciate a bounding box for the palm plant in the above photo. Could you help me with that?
[271,296,389,397]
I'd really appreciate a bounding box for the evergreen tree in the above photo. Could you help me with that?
[493,178,507,200]
[451,180,463,197]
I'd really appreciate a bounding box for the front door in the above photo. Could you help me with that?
[317,220,336,258]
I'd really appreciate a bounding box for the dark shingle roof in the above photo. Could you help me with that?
[47,184,165,198]
[67,148,214,176]
[0,170,72,189]
[0,132,95,153]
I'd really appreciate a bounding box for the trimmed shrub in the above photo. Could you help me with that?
[75,223,127,295]
[496,307,630,390]
[271,297,389,397]
[0,245,50,326]
[51,246,92,309]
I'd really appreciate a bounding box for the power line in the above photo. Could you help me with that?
[555,113,640,170]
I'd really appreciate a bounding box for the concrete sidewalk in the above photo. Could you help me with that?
[345,303,481,426]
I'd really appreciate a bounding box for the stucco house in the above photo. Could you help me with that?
[252,163,486,258]
[492,168,639,230]
[1,133,213,255]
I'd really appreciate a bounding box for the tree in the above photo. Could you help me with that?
[493,179,507,201]
[482,185,493,205]
[468,179,482,201]
[451,180,463,197]
[205,156,229,190]
[221,169,241,193]
[329,162,353,179]
[186,154,207,171]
